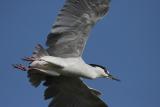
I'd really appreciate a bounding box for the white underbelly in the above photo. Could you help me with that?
[30,56,96,78]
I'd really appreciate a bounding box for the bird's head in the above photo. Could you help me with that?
[89,64,120,81]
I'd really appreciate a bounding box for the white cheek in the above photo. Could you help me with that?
[95,67,104,72]
[95,67,100,70]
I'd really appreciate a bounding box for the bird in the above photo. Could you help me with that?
[13,0,120,107]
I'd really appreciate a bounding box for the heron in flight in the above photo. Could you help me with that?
[13,0,119,107]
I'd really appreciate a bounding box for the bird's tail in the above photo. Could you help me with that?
[13,44,49,87]
[23,44,49,62]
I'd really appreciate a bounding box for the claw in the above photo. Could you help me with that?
[12,64,27,71]
[22,56,35,62]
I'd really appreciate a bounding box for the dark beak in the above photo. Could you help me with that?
[107,74,120,81]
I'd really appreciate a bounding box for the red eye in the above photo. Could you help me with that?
[105,69,110,74]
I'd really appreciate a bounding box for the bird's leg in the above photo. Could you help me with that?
[12,64,28,71]
[22,56,36,62]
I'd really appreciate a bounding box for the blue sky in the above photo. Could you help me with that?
[0,0,160,107]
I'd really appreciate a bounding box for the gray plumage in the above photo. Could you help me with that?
[28,44,109,107]
[30,0,110,106]
[46,0,110,58]
[15,0,111,107]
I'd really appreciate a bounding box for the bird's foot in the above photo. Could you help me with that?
[22,56,36,62]
[12,64,28,71]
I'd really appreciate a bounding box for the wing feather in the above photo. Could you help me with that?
[43,76,108,107]
[46,0,110,58]
[27,71,108,107]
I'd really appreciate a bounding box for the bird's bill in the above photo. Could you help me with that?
[106,74,120,81]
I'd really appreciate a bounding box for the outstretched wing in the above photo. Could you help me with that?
[27,70,108,107]
[46,0,110,58]
[44,76,108,107]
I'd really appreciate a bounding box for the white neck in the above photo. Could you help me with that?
[81,64,103,79]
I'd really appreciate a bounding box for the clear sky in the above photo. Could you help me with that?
[0,0,160,107]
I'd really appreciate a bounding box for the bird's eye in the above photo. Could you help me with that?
[104,69,110,74]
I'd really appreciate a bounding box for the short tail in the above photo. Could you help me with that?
[13,44,49,87]
[23,44,48,62]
